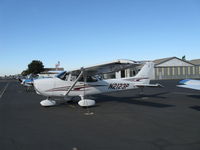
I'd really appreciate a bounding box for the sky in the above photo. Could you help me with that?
[0,0,200,76]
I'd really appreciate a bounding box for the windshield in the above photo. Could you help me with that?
[56,71,69,80]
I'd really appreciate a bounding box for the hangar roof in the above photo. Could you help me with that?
[190,59,200,65]
[153,57,174,64]
[153,57,195,67]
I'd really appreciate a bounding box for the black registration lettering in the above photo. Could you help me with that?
[108,83,129,90]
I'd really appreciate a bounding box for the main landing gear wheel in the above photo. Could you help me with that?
[40,98,56,106]
[78,99,96,107]
[78,96,95,115]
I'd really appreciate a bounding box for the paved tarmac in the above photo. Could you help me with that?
[0,80,200,150]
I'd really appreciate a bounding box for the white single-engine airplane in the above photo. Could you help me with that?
[177,79,200,90]
[33,59,162,107]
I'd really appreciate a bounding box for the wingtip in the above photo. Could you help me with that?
[179,79,191,84]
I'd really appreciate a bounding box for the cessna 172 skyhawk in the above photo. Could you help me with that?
[33,59,162,107]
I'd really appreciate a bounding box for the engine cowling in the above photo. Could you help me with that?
[78,99,96,107]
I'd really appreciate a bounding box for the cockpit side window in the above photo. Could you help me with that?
[78,76,98,82]
[86,76,98,82]
[58,72,98,82]
[70,76,77,81]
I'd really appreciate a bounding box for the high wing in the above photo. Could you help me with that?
[68,59,142,76]
[177,79,200,90]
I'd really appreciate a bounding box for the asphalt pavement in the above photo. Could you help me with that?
[0,80,200,150]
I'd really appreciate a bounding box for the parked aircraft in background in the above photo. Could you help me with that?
[19,74,39,87]
[33,59,162,107]
[177,79,200,90]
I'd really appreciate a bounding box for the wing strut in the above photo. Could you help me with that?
[65,68,84,96]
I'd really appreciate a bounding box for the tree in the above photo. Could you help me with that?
[27,60,44,74]
[21,69,29,76]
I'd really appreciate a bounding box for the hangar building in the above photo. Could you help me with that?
[110,57,200,80]
[190,59,200,66]
[153,57,200,80]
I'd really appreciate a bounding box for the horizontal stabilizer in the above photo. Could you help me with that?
[136,83,163,88]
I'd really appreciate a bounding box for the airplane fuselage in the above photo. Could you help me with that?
[33,77,146,98]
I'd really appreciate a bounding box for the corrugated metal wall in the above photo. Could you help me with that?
[155,66,200,80]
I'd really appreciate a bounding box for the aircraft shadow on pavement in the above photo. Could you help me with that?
[189,105,200,111]
[93,92,174,108]
[187,94,200,99]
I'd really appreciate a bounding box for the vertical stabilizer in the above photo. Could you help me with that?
[134,62,154,78]
[133,62,154,84]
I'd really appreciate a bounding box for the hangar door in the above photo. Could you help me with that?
[155,66,199,80]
